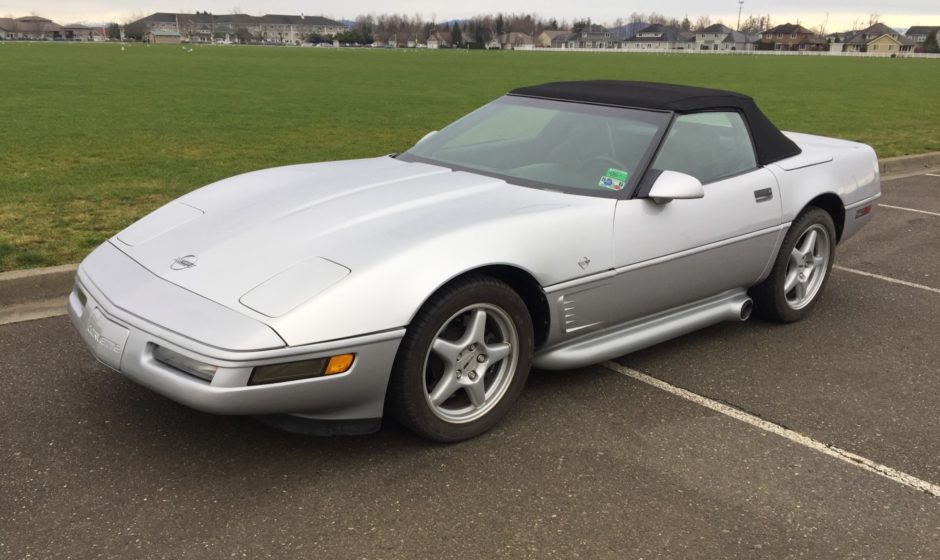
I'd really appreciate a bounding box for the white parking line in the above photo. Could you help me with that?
[833,266,940,295]
[880,203,940,217]
[925,173,940,178]
[601,361,940,497]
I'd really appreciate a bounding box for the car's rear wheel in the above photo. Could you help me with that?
[751,207,836,323]
[387,275,533,442]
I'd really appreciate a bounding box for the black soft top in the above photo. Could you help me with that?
[509,80,801,166]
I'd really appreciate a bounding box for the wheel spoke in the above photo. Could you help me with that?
[813,255,826,268]
[461,309,487,346]
[784,268,800,293]
[799,229,818,257]
[484,342,511,364]
[790,247,802,267]
[431,338,462,363]
[429,373,460,406]
[794,279,807,302]
[465,380,487,408]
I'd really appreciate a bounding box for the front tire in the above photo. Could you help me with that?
[387,275,534,442]
[751,207,836,323]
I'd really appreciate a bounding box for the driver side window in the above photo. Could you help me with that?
[652,112,757,184]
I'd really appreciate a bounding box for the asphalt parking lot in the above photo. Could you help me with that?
[2,172,939,559]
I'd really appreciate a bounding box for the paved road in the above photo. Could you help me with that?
[3,173,939,559]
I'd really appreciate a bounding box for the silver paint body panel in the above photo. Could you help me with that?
[109,156,616,346]
[69,244,403,420]
[71,128,880,419]
[534,290,751,370]
[773,132,881,243]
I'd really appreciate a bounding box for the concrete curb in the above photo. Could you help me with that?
[879,151,940,176]
[1,151,938,311]
[0,264,78,308]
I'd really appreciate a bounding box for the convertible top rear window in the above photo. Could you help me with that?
[400,96,671,197]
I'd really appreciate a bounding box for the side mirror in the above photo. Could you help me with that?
[416,130,438,145]
[647,170,704,204]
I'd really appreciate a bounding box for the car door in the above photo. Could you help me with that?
[608,111,784,324]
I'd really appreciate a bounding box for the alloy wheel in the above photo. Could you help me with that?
[421,303,519,423]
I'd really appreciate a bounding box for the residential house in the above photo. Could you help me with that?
[134,13,178,34]
[61,24,102,41]
[0,16,104,41]
[0,18,16,39]
[624,24,690,50]
[841,23,914,53]
[1,15,62,40]
[906,26,939,43]
[695,23,733,50]
[905,26,939,51]
[758,23,827,51]
[569,25,622,49]
[549,32,576,48]
[148,30,181,44]
[537,29,569,47]
[426,30,452,48]
[678,31,697,48]
[498,32,535,50]
[182,13,224,43]
[720,31,759,51]
[383,33,418,48]
[130,12,346,44]
[257,14,345,44]
[693,23,757,51]
[210,13,257,43]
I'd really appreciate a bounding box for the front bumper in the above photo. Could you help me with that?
[69,245,404,421]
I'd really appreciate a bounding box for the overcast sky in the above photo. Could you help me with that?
[8,1,940,30]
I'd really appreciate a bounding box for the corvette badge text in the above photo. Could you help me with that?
[86,310,122,354]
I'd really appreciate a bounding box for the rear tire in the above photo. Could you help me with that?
[751,207,836,323]
[387,275,534,443]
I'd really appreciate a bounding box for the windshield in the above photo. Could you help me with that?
[400,96,670,195]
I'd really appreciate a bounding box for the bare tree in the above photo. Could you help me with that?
[740,14,763,33]
[816,12,829,37]
[694,15,712,31]
[867,13,881,27]
[629,12,645,28]
[123,13,147,40]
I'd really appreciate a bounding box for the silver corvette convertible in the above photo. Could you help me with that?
[70,81,880,441]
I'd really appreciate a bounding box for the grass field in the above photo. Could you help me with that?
[1,42,938,271]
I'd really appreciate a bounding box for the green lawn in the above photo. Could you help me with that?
[1,42,938,271]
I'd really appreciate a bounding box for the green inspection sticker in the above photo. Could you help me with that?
[598,168,629,191]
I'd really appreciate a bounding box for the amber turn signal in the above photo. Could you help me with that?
[325,354,355,375]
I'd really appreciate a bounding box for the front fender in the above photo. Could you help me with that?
[268,200,614,346]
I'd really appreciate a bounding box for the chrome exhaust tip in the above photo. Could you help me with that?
[739,298,754,321]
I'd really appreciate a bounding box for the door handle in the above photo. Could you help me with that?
[754,188,773,203]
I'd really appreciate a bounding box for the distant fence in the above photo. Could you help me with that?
[535,47,940,59]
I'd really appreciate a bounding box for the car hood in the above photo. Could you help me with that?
[111,156,614,333]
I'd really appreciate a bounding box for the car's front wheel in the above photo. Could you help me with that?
[387,275,533,442]
[751,207,836,323]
